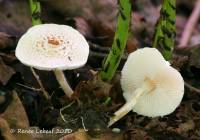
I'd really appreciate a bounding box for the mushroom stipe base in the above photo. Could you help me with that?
[108,79,154,127]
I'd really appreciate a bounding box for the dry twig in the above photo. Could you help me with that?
[30,67,50,99]
[185,82,200,94]
[179,0,200,48]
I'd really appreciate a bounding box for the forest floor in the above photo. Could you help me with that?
[0,0,200,140]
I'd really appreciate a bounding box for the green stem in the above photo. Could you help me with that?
[28,0,42,25]
[152,0,176,60]
[100,0,132,81]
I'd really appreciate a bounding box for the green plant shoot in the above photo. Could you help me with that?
[29,0,42,25]
[152,0,175,60]
[100,0,132,81]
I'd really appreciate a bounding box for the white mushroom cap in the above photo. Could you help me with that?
[15,24,89,71]
[121,48,184,117]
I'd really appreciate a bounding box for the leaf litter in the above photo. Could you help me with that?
[0,0,200,140]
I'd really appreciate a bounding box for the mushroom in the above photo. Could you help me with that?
[15,24,89,98]
[108,48,184,126]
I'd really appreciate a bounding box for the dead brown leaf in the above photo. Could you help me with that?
[73,17,92,37]
[59,129,123,140]
[124,128,152,140]
[89,20,114,46]
[0,52,17,63]
[176,120,195,133]
[0,32,16,50]
[29,127,63,140]
[59,129,88,140]
[74,72,112,101]
[1,91,32,140]
[0,0,31,36]
[126,38,138,53]
[43,0,117,27]
[189,45,200,68]
[87,73,112,97]
[0,57,15,85]
[0,117,16,140]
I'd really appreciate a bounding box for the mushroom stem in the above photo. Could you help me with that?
[54,70,73,98]
[108,80,154,127]
[108,88,144,127]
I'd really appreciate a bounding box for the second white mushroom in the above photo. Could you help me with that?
[108,48,184,126]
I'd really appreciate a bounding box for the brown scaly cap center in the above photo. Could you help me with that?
[48,38,60,45]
